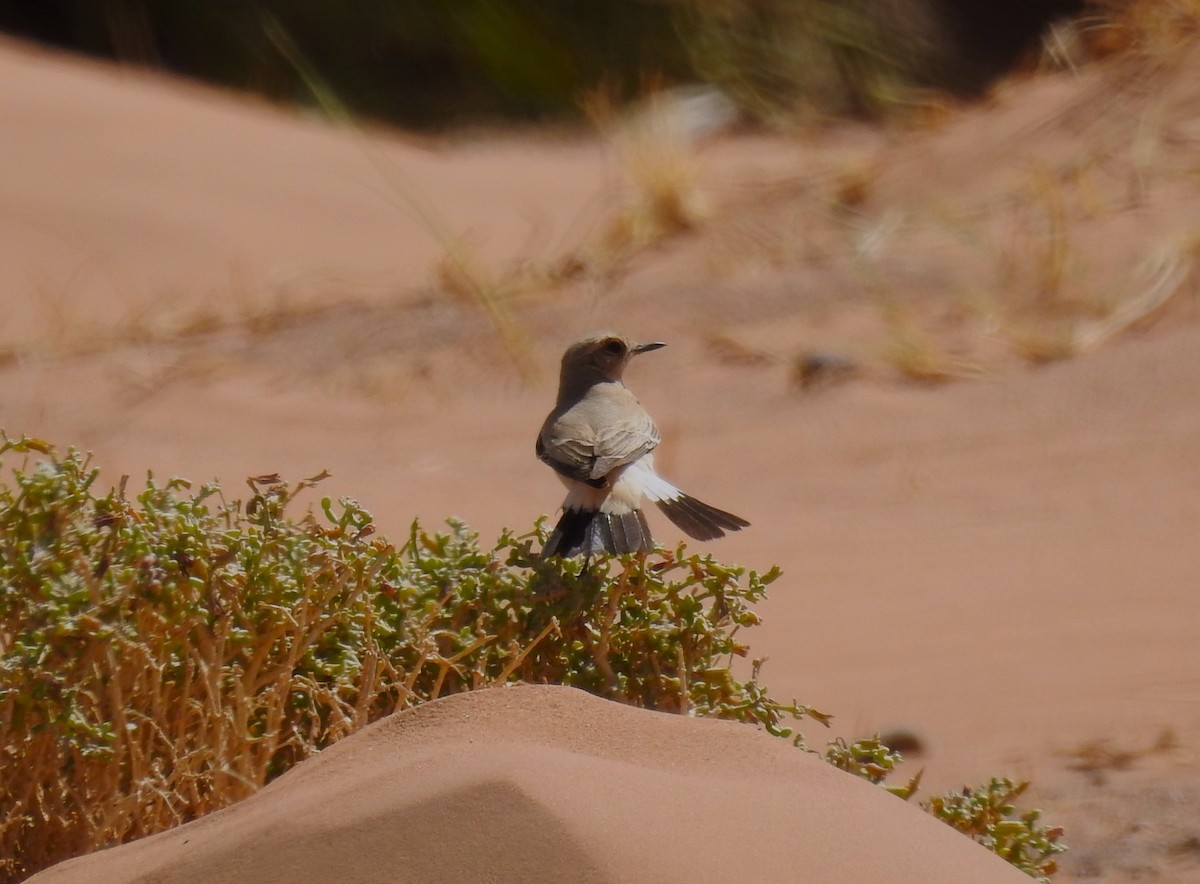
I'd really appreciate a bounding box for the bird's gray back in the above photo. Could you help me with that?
[539,382,660,481]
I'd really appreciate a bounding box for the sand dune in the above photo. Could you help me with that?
[0,36,612,350]
[29,686,1027,884]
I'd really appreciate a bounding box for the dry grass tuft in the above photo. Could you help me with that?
[1072,246,1192,352]
[1088,0,1200,59]
[1005,322,1080,364]
[263,15,544,384]
[1058,728,1182,785]
[1027,168,1076,315]
[703,331,775,367]
[1005,244,1193,364]
[879,304,970,384]
[581,86,716,262]
[432,246,542,384]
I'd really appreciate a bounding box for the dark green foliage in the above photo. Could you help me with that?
[0,2,1086,128]
[0,1,690,129]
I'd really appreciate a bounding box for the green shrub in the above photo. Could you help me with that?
[0,433,1063,881]
[0,434,821,880]
[826,735,922,798]
[926,778,1067,882]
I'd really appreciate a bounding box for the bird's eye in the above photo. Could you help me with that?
[603,339,626,355]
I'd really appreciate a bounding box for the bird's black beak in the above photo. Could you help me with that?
[633,341,667,355]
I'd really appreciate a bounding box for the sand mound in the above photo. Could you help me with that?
[31,685,1025,883]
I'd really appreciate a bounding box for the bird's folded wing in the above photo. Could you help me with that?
[589,412,660,478]
[538,410,660,484]
[536,433,603,486]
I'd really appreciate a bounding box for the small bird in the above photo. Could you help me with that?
[537,333,749,557]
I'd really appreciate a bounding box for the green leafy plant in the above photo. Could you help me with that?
[0,433,1063,881]
[925,778,1067,882]
[826,736,922,799]
[824,739,1067,879]
[0,434,820,881]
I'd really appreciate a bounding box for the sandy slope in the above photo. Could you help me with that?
[28,685,1028,884]
[0,36,614,350]
[3,36,1200,882]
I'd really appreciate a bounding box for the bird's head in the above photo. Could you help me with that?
[558,333,666,393]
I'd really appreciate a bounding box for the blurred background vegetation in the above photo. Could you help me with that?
[0,1,1091,128]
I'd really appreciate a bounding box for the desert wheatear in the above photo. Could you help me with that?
[537,333,749,557]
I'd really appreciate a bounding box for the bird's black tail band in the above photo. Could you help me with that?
[542,508,654,558]
[654,494,749,541]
